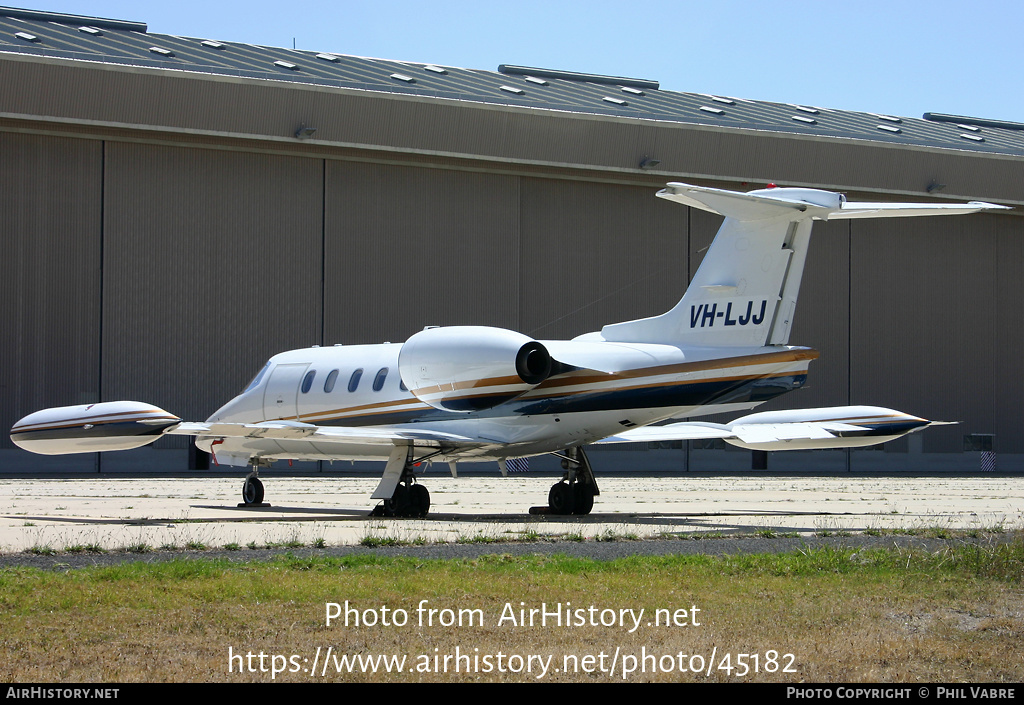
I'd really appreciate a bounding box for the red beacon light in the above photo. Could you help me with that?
[765,182,778,189]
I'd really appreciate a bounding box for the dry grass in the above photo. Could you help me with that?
[0,540,1022,682]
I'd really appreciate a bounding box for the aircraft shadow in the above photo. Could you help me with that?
[5,506,870,535]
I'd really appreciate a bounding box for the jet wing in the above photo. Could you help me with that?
[167,421,482,447]
[594,422,736,444]
[10,400,492,460]
[727,421,863,444]
[595,406,944,451]
[594,420,871,446]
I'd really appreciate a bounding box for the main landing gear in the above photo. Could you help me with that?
[534,446,599,516]
[371,446,433,518]
[372,467,428,518]
[374,477,430,518]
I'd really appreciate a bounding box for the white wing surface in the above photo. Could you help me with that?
[595,406,945,451]
[167,420,480,446]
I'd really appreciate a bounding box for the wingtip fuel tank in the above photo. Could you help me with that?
[11,401,180,454]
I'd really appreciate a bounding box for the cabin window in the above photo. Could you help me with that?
[399,378,408,392]
[373,367,389,392]
[348,368,363,392]
[324,369,339,393]
[300,370,316,393]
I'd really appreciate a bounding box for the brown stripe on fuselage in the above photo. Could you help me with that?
[292,349,815,424]
[406,348,818,401]
[535,348,819,390]
[297,396,432,423]
[411,375,525,397]
[327,369,803,422]
[522,369,806,403]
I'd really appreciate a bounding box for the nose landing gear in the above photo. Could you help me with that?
[239,458,272,507]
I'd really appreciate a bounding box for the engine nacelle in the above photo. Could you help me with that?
[398,326,553,411]
[11,401,181,455]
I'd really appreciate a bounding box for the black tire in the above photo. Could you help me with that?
[573,484,595,515]
[548,481,575,515]
[242,476,264,505]
[384,484,410,517]
[409,484,430,517]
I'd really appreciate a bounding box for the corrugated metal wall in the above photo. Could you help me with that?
[850,213,1021,454]
[1,59,1022,471]
[0,133,101,469]
[101,144,324,433]
[324,162,521,345]
[518,178,689,340]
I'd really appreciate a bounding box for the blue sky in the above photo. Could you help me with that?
[22,1,1024,122]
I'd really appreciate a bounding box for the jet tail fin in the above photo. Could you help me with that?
[599,183,1008,347]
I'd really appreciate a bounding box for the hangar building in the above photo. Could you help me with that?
[1,7,1021,473]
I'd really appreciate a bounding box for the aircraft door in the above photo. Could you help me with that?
[262,363,309,420]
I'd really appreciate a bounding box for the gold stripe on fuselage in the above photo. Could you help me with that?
[290,348,817,425]
[411,374,526,397]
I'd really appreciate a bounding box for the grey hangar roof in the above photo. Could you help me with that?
[1,6,1023,160]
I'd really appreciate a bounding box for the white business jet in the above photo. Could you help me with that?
[11,183,1007,517]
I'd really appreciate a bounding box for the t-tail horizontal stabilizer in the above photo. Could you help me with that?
[599,183,1009,348]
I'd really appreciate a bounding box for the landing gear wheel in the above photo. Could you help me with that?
[540,447,598,516]
[548,481,576,515]
[242,476,264,506]
[409,484,430,518]
[573,483,595,515]
[370,448,437,518]
[383,484,410,517]
[375,482,430,518]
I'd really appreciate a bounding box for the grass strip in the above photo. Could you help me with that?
[0,539,1021,682]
